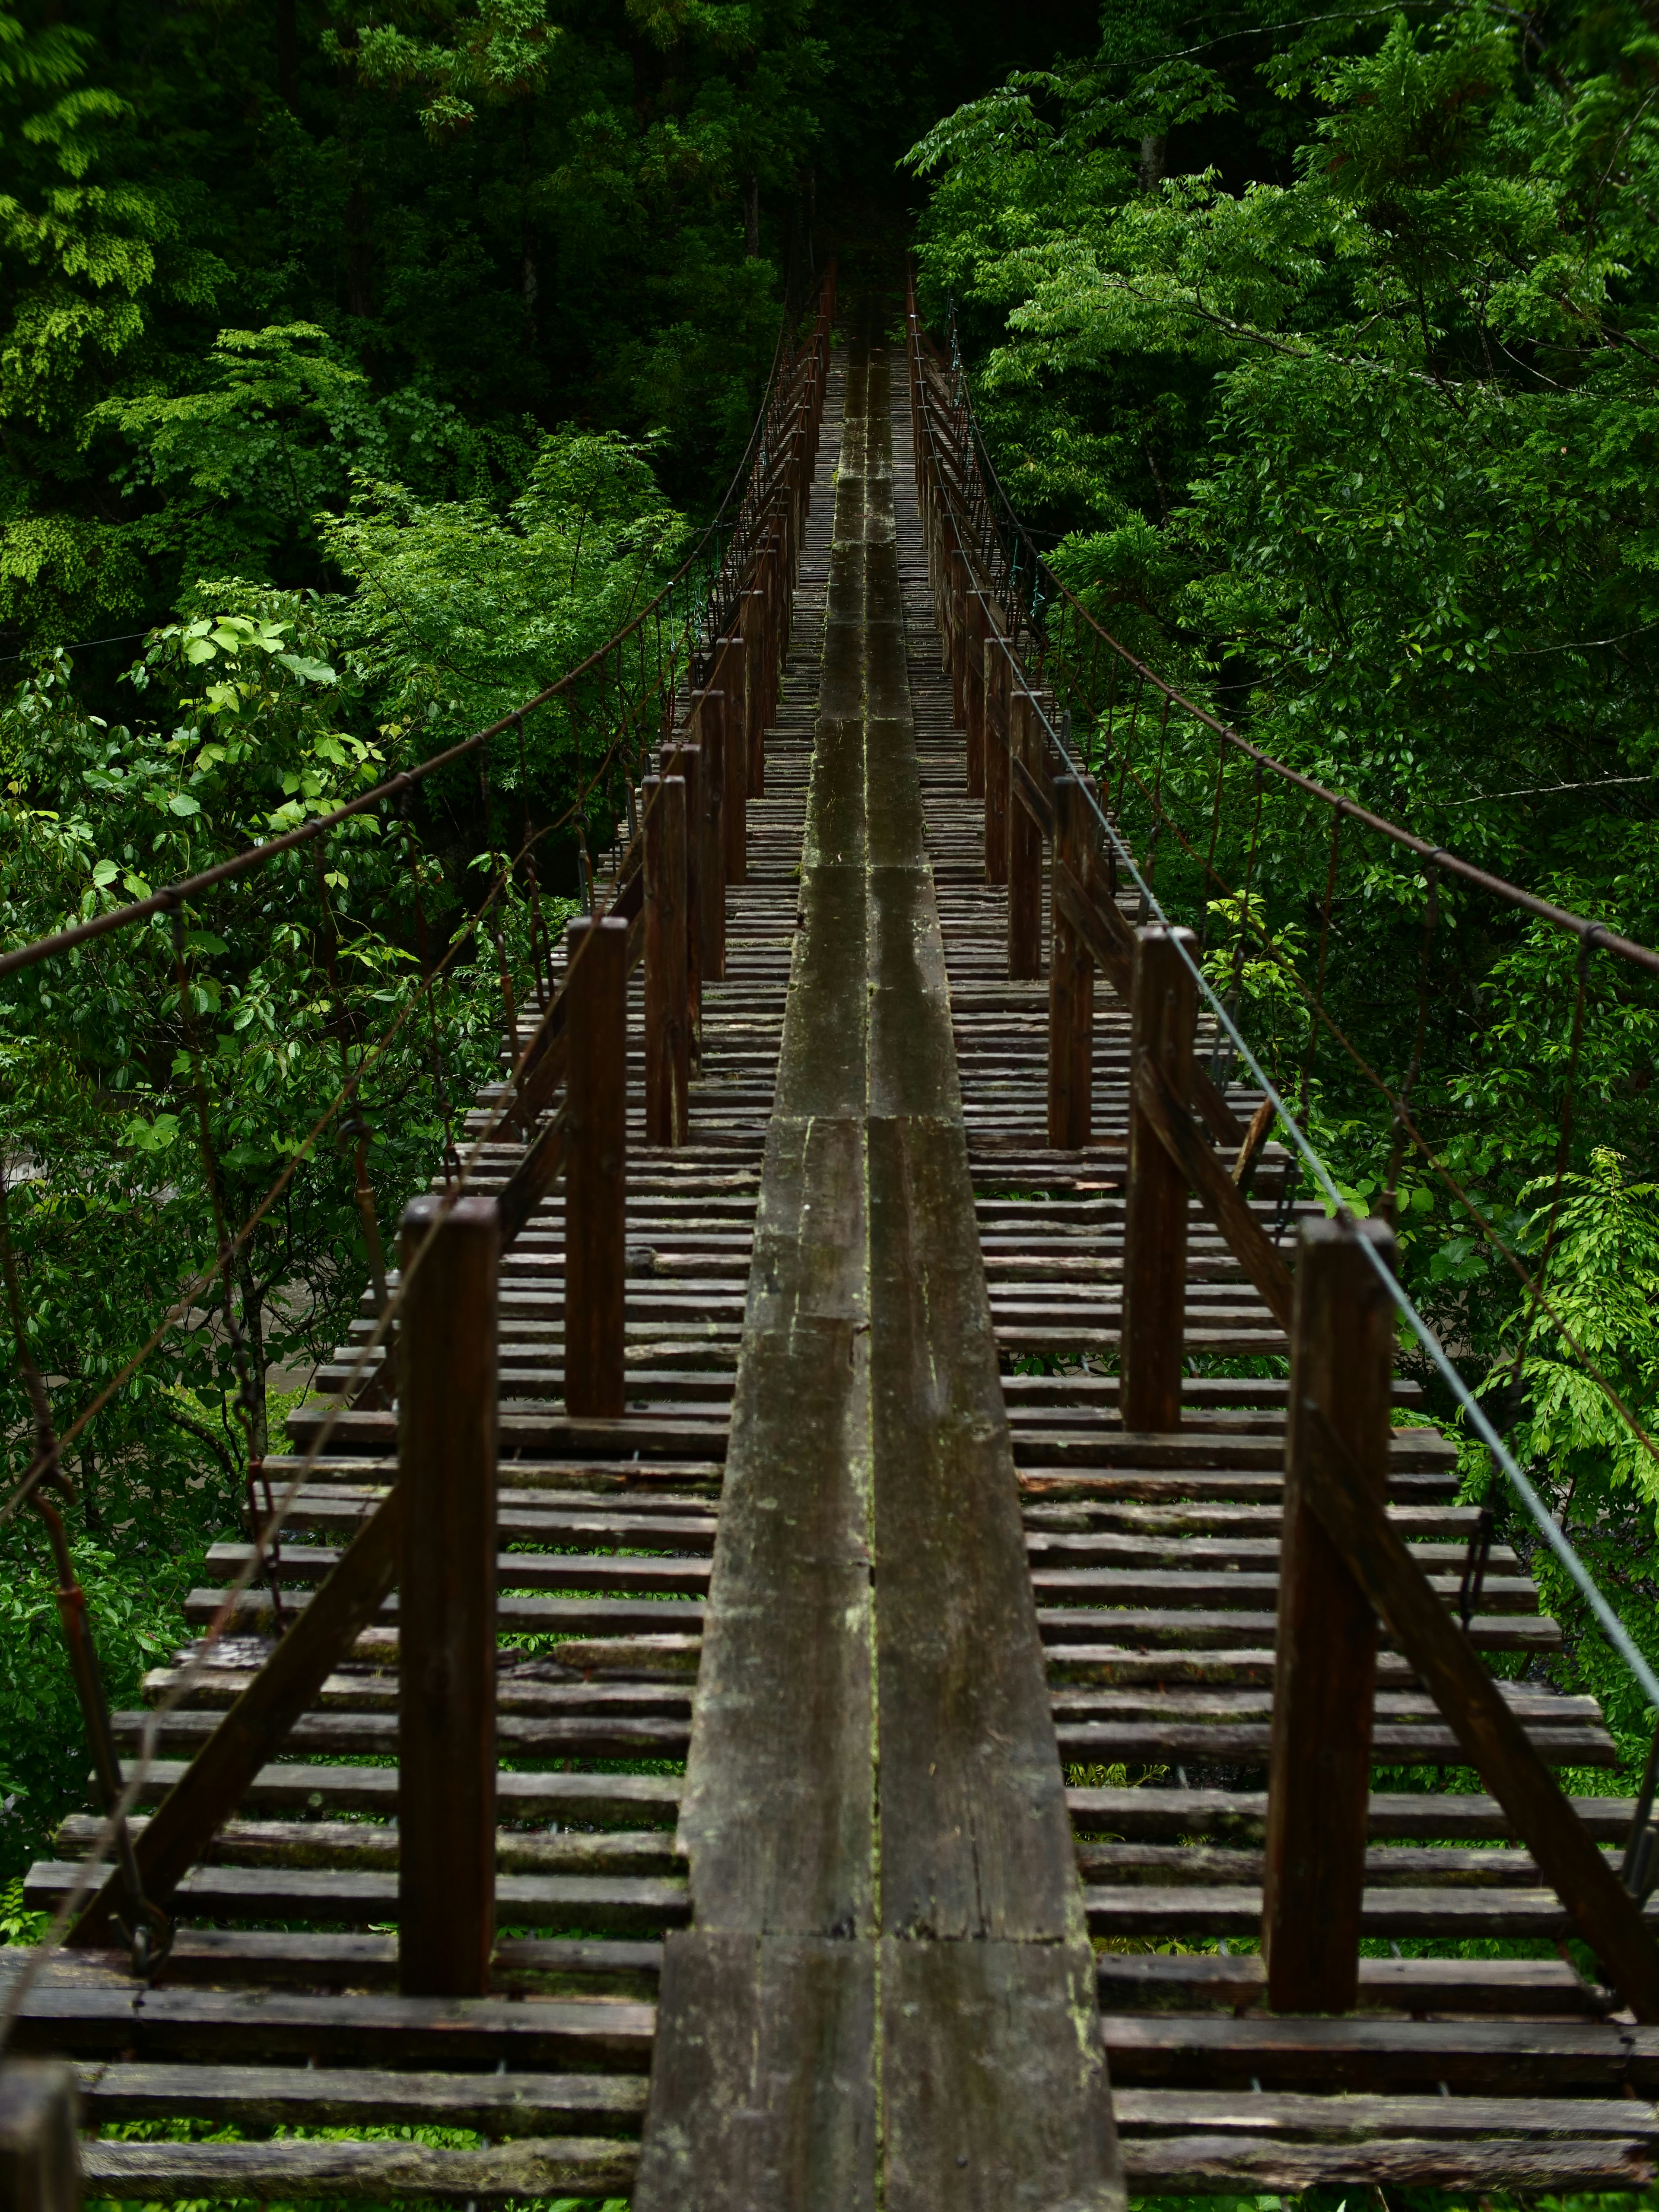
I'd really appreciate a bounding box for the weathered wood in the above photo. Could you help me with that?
[1120,2135,1652,2193]
[0,2062,79,2212]
[397,1193,498,1997]
[1120,926,1196,1433]
[1262,1216,1394,2012]
[983,630,1010,885]
[76,2060,648,2136]
[1133,1055,1294,1329]
[710,672,745,885]
[659,737,702,1065]
[1047,778,1095,1148]
[882,1939,1122,2212]
[79,2135,638,2202]
[71,1489,404,1947]
[496,1105,565,1245]
[635,1934,877,2212]
[1300,1368,1659,2022]
[964,589,986,797]
[1100,2011,1659,2092]
[563,915,627,1418]
[1007,693,1044,980]
[644,774,690,1145]
[696,689,727,979]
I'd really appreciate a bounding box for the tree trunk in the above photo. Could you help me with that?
[1139,134,1167,191]
[744,174,760,258]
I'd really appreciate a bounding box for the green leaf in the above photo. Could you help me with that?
[276,652,337,685]
[90,857,118,887]
[168,792,201,817]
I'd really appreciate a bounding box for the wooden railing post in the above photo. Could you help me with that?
[659,739,701,1071]
[564,914,628,1417]
[697,693,727,982]
[711,664,745,886]
[1008,693,1044,980]
[964,592,987,799]
[984,628,1010,886]
[1047,777,1096,1148]
[948,550,969,730]
[0,2060,81,2212]
[644,773,690,1147]
[1262,1214,1396,2013]
[1120,923,1196,1430]
[397,1190,499,1997]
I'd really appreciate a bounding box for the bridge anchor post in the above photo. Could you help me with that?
[397,1191,499,1997]
[1047,778,1098,1150]
[644,774,690,1146]
[564,915,629,1417]
[1120,923,1195,1428]
[1262,1214,1396,2012]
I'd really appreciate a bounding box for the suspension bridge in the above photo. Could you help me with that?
[2,276,1659,2207]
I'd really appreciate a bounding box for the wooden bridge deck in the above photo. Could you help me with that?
[10,318,1659,2202]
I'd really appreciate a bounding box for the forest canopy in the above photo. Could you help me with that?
[0,0,1656,1944]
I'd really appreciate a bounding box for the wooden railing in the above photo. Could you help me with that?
[69,266,837,1977]
[904,280,1659,2025]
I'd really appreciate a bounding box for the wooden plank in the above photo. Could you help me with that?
[397,1195,498,1996]
[1102,2011,1659,2088]
[1262,1216,1394,2012]
[1120,926,1195,1432]
[1301,1376,1659,2022]
[634,1933,877,2212]
[80,2136,638,2201]
[881,1939,1121,2212]
[77,2061,648,2136]
[563,914,627,1417]
[1121,2135,1652,2193]
[1133,1055,1293,1329]
[496,1105,565,1246]
[70,1487,404,1947]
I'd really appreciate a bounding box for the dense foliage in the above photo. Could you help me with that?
[911,0,1659,1795]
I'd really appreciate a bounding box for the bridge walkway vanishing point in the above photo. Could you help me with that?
[8,303,1659,2204]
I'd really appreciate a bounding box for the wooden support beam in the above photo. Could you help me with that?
[72,1494,404,1948]
[984,630,1010,887]
[1046,778,1095,1149]
[1121,925,1196,1433]
[397,1194,499,1998]
[1299,1338,1659,2024]
[1007,694,1043,980]
[659,741,702,1070]
[644,774,690,1147]
[1262,1217,1393,2013]
[0,2061,80,2212]
[497,1107,566,1245]
[1131,1055,1294,1331]
[563,915,628,1418]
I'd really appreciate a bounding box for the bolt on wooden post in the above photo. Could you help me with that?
[1047,777,1096,1150]
[660,739,701,1071]
[1262,1214,1397,2013]
[397,1192,499,1996]
[644,773,690,1147]
[1120,924,1196,1432]
[1007,692,1044,982]
[564,915,629,1418]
